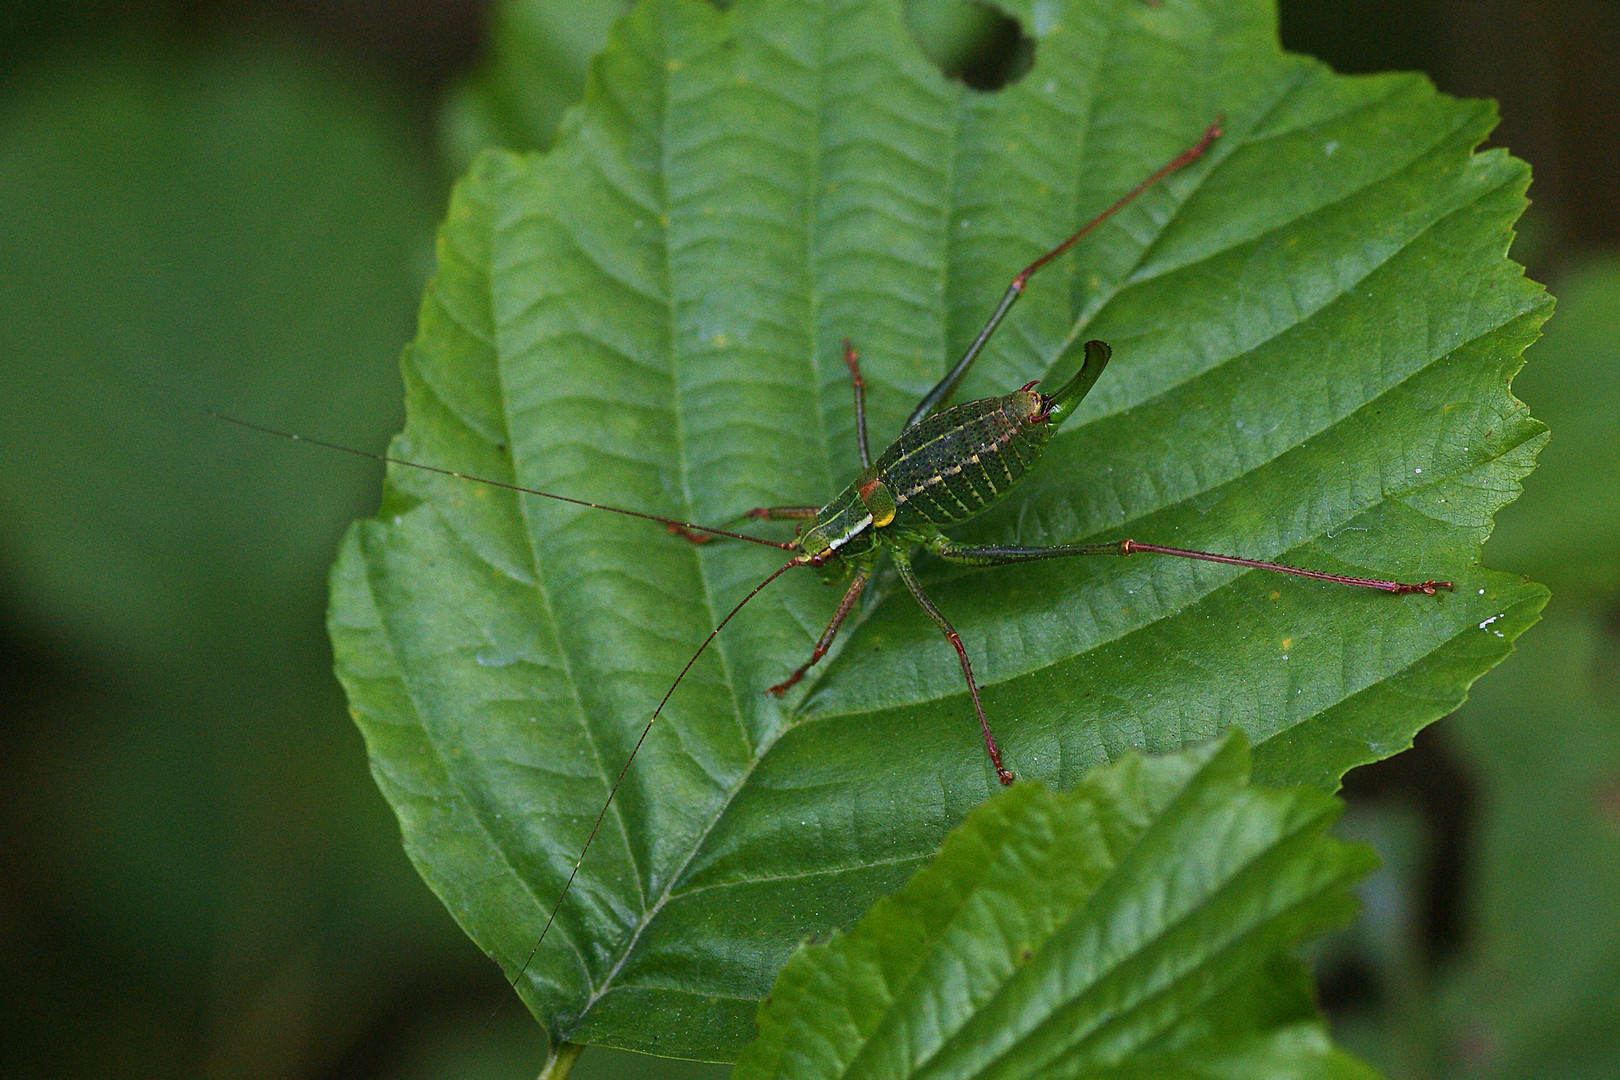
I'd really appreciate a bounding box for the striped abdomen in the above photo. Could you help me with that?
[880,389,1050,529]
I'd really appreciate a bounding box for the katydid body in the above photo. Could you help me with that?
[220,117,1452,989]
[764,347,1112,783]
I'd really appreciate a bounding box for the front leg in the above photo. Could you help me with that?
[667,505,822,544]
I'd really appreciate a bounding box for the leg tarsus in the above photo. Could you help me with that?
[1389,580,1452,596]
[668,523,719,545]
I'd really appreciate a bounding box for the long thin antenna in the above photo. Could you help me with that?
[213,412,799,550]
[509,552,812,992]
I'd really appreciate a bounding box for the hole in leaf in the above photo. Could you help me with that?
[906,0,1034,91]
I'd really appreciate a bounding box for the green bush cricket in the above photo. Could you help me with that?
[220,116,1452,993]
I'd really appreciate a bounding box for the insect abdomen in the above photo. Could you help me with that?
[881,391,1047,528]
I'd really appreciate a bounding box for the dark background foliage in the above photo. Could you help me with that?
[0,2,1614,1078]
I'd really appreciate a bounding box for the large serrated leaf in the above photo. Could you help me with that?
[331,0,1549,1060]
[733,733,1377,1080]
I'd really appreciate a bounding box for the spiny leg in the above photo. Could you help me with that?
[767,565,872,696]
[905,118,1224,430]
[843,338,871,469]
[668,505,822,544]
[892,549,1016,785]
[928,536,1452,595]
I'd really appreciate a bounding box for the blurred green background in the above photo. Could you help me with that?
[0,2,1615,1078]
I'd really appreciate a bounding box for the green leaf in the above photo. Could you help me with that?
[332,0,1549,1059]
[733,733,1378,1080]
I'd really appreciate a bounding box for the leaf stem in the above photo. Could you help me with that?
[537,1042,584,1080]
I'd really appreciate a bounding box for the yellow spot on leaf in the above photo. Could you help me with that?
[1269,590,1281,601]
[1280,638,1293,651]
